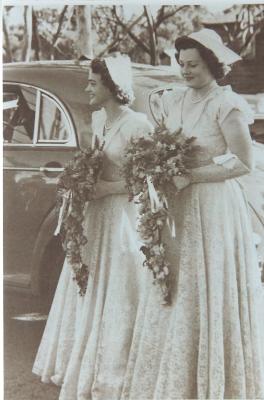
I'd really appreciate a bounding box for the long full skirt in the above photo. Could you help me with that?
[32,193,151,400]
[120,179,264,399]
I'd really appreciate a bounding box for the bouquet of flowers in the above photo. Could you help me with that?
[122,122,197,305]
[55,137,104,296]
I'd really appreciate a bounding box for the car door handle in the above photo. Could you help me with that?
[41,161,64,177]
[40,167,64,172]
[3,166,64,172]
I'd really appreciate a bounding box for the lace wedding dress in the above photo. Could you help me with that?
[32,108,154,400]
[119,86,264,399]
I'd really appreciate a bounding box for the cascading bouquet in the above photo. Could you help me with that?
[54,137,104,296]
[122,122,197,305]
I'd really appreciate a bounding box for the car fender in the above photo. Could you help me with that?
[30,206,61,295]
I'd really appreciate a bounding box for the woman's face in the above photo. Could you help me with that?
[85,71,113,106]
[178,48,214,89]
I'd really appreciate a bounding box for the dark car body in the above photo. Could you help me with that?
[3,61,264,300]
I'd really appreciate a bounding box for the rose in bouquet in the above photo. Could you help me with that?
[55,137,104,296]
[122,123,197,305]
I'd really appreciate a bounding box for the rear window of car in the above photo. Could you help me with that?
[3,83,76,147]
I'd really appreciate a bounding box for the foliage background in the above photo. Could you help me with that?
[3,3,264,65]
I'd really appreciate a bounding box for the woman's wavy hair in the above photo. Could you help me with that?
[174,36,227,80]
[90,58,132,105]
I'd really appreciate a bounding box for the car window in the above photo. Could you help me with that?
[38,94,70,142]
[3,86,36,144]
[3,83,76,147]
[149,88,173,125]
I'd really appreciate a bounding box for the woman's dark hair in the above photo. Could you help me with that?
[90,58,132,105]
[174,36,226,80]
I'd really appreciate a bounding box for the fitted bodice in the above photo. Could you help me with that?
[91,108,153,181]
[162,85,254,168]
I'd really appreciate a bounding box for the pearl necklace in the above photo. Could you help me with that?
[190,83,218,104]
[104,109,126,132]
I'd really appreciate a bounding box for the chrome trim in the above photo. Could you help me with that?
[33,89,41,145]
[40,167,64,172]
[37,139,69,144]
[3,142,76,148]
[3,166,64,172]
[40,92,76,145]
[148,86,174,125]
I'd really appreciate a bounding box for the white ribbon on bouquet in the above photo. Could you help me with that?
[146,175,176,238]
[54,189,73,236]
[146,175,163,212]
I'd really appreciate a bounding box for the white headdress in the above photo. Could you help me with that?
[104,53,135,103]
[188,28,241,65]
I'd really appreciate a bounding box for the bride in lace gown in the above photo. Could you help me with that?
[32,55,153,399]
[120,29,264,399]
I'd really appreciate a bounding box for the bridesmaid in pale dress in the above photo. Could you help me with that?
[32,54,153,399]
[121,29,264,399]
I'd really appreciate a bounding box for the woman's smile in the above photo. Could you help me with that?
[184,75,194,81]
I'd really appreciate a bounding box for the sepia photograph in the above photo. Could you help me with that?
[2,1,264,399]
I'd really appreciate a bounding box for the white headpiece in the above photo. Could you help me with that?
[188,28,241,65]
[104,53,134,102]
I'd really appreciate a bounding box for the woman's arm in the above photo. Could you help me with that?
[189,109,253,184]
[188,160,250,184]
[173,109,253,189]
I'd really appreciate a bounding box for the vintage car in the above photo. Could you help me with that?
[3,60,264,304]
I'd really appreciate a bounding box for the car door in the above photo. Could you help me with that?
[3,83,77,288]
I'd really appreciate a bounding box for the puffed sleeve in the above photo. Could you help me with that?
[217,87,254,126]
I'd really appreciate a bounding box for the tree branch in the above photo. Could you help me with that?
[154,5,189,29]
[144,6,158,65]
[52,5,68,47]
[3,15,13,62]
[112,6,151,54]
[156,6,165,26]
[32,9,40,60]
[98,10,146,57]
[94,15,121,25]
[22,7,27,60]
[239,19,264,53]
